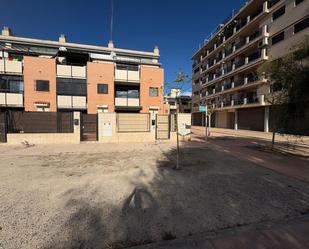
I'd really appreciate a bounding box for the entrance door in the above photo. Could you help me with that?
[156,114,170,140]
[81,114,98,141]
[0,112,7,143]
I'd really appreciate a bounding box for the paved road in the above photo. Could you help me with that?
[191,126,309,183]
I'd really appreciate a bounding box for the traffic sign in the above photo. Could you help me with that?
[199,105,207,112]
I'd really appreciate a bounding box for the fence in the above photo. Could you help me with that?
[116,113,150,133]
[7,111,74,134]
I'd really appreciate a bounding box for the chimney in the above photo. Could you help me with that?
[59,34,67,43]
[2,26,12,36]
[108,40,114,49]
[154,46,159,55]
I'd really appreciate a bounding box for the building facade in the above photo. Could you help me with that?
[164,89,192,114]
[0,27,164,115]
[192,0,309,131]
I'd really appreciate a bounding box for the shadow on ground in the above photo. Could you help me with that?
[194,134,309,158]
[43,145,309,249]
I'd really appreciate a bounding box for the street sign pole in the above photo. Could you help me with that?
[205,110,208,141]
[199,105,208,142]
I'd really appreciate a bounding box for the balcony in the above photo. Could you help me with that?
[115,97,140,107]
[225,47,233,57]
[115,64,140,83]
[195,1,269,64]
[0,93,23,107]
[234,79,245,87]
[235,38,246,50]
[57,95,87,109]
[235,58,246,69]
[57,65,86,79]
[0,59,23,74]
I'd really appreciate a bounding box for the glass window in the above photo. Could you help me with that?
[36,80,49,92]
[272,6,285,21]
[116,90,127,98]
[116,64,139,71]
[149,87,158,97]
[115,85,140,98]
[128,89,139,98]
[97,84,108,94]
[294,17,309,33]
[0,75,23,93]
[56,78,86,96]
[271,32,285,45]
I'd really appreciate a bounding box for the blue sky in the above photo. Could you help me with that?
[0,0,245,94]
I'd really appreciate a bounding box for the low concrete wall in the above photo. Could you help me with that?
[7,112,81,145]
[7,133,79,144]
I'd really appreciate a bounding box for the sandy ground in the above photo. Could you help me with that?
[0,139,309,249]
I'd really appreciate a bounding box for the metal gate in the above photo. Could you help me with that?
[156,114,170,140]
[0,112,7,143]
[81,113,98,141]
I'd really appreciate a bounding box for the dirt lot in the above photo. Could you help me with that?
[0,139,309,249]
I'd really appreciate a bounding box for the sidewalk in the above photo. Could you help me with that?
[131,216,309,249]
[202,127,309,145]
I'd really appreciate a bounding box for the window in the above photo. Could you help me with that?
[0,75,23,93]
[149,87,158,97]
[116,64,139,71]
[271,32,285,45]
[115,85,139,98]
[272,6,285,21]
[295,0,304,6]
[97,84,108,94]
[56,78,86,96]
[36,80,49,92]
[294,17,309,33]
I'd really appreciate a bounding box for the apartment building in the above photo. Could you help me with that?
[192,0,309,131]
[0,27,164,115]
[164,89,192,114]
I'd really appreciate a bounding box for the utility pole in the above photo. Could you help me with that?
[205,111,208,142]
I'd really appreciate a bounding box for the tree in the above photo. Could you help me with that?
[166,71,192,169]
[258,36,309,149]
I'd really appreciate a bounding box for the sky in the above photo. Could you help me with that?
[0,0,245,95]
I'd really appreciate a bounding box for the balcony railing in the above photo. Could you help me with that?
[208,60,215,67]
[235,38,246,50]
[57,95,87,109]
[57,65,86,79]
[0,59,23,74]
[0,92,23,107]
[249,29,262,42]
[115,97,140,107]
[248,50,262,63]
[194,67,200,74]
[115,69,140,83]
[235,58,245,69]
[224,83,232,90]
[234,79,244,87]
[216,70,223,78]
[208,74,215,81]
[247,95,259,104]
[225,47,233,57]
